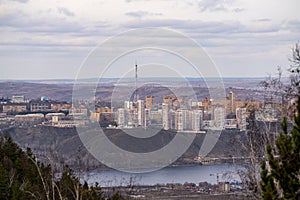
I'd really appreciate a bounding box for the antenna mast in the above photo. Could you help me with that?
[135,61,138,102]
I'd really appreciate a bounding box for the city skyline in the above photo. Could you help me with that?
[0,0,299,80]
[0,90,259,132]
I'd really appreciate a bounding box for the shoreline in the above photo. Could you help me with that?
[82,161,246,174]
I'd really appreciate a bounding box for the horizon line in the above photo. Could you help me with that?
[0,76,274,82]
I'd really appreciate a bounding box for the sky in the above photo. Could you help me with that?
[0,0,299,80]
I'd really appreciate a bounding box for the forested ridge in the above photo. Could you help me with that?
[0,133,123,200]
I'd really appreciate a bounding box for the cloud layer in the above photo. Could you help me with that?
[0,0,299,79]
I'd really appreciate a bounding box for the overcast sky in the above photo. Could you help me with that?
[0,0,299,80]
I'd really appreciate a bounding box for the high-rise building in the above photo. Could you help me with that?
[162,103,169,130]
[144,108,151,127]
[124,101,134,109]
[187,110,193,129]
[145,96,153,109]
[127,109,136,127]
[129,101,134,109]
[172,97,180,108]
[169,110,176,130]
[202,97,211,109]
[117,108,126,127]
[214,107,225,129]
[137,100,145,126]
[124,101,130,109]
[163,96,172,108]
[175,109,191,131]
[175,109,184,131]
[192,109,203,131]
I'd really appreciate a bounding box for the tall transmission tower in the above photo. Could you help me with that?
[135,61,138,102]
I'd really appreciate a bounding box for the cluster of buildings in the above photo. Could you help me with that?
[0,95,81,128]
[114,96,205,132]
[0,95,71,114]
[0,91,281,131]
[113,91,261,132]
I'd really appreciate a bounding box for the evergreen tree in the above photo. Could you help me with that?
[261,97,300,199]
[0,163,9,200]
[0,134,122,199]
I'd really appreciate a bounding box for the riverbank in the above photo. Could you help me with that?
[98,181,247,200]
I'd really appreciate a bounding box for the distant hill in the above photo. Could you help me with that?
[0,82,73,101]
[0,78,266,102]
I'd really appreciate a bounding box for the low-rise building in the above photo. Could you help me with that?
[45,113,65,120]
[51,115,83,128]
[30,100,51,112]
[50,102,71,112]
[2,103,28,114]
[15,113,44,126]
[0,114,14,128]
[225,113,238,129]
[11,95,25,103]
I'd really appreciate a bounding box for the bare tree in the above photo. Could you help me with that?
[288,43,300,97]
[239,43,300,199]
[28,156,51,200]
[238,107,270,199]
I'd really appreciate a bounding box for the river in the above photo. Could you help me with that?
[83,164,243,187]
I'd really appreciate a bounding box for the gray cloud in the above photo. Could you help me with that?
[196,0,244,13]
[1,0,299,80]
[198,0,233,12]
[120,18,293,51]
[1,17,84,34]
[57,7,75,17]
[125,19,245,33]
[254,18,272,22]
[0,9,84,34]
[285,20,300,32]
[124,0,150,2]
[10,0,30,3]
[0,10,29,28]
[232,7,244,12]
[125,11,162,18]
[123,19,280,34]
